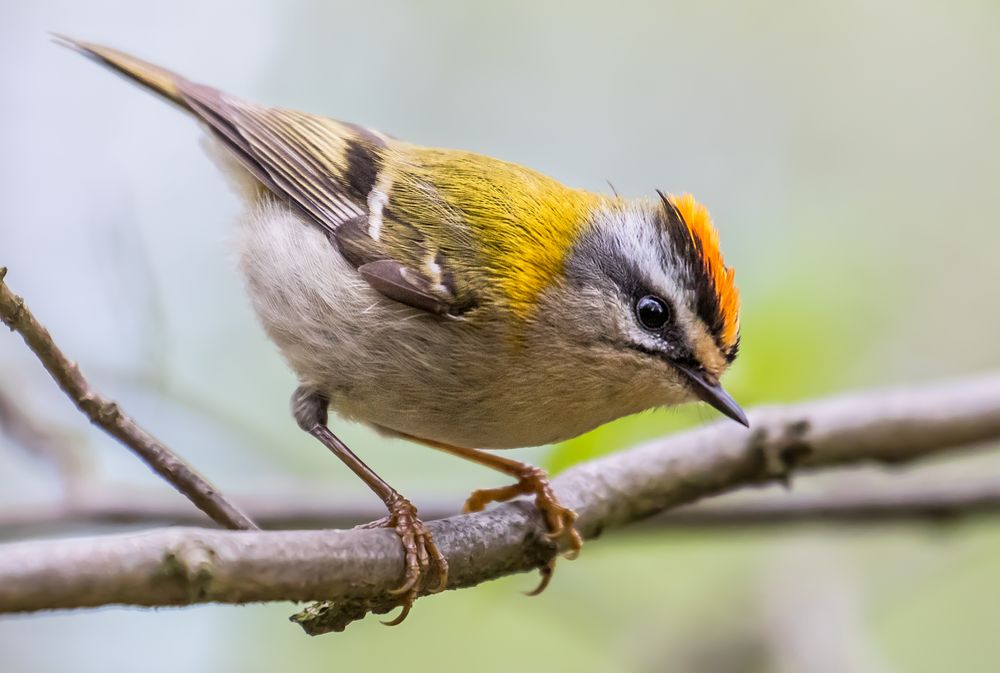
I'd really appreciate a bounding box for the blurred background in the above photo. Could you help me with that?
[2,1,1000,671]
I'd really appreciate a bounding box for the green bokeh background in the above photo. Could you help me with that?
[2,1,999,671]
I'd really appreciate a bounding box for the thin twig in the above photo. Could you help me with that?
[1,373,998,633]
[0,267,257,531]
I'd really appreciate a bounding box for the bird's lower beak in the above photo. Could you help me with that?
[674,363,749,427]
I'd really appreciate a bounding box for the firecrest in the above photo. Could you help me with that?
[57,36,746,623]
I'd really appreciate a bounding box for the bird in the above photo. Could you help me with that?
[55,36,746,624]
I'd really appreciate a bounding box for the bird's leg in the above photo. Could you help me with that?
[292,386,447,625]
[406,436,582,593]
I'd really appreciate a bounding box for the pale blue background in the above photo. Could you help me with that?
[2,1,1000,671]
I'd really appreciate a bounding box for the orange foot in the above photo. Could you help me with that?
[358,496,448,625]
[463,465,582,594]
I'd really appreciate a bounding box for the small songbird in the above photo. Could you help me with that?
[57,36,746,623]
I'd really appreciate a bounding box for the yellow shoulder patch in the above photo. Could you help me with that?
[396,147,604,318]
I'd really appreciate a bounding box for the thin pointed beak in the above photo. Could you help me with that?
[674,364,749,427]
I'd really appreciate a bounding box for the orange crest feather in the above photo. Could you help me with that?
[669,193,741,349]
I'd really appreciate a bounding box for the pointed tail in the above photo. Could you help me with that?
[52,34,192,111]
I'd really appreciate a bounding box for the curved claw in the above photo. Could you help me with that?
[562,531,583,561]
[544,522,567,540]
[540,498,581,559]
[430,572,449,594]
[381,598,413,626]
[424,537,449,594]
[388,572,420,597]
[364,497,449,624]
[524,560,555,596]
[460,464,583,599]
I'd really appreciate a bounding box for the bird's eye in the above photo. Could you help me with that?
[636,295,670,331]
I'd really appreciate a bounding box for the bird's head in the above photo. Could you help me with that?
[538,191,745,426]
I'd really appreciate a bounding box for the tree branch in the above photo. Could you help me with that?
[1,373,999,633]
[0,268,256,531]
[4,477,1000,540]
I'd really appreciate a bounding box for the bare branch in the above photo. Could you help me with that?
[4,477,1000,540]
[0,268,256,531]
[657,482,1000,527]
[1,373,998,633]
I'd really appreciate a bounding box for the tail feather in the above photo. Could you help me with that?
[51,34,190,110]
[51,36,364,232]
[52,35,285,201]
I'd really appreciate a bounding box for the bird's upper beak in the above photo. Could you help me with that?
[674,363,749,427]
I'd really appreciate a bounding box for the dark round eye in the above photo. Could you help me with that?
[636,295,670,331]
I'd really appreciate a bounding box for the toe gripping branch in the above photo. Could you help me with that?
[292,394,584,628]
[291,386,448,626]
[356,497,449,625]
[463,463,583,595]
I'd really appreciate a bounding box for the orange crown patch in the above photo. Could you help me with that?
[667,193,741,351]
